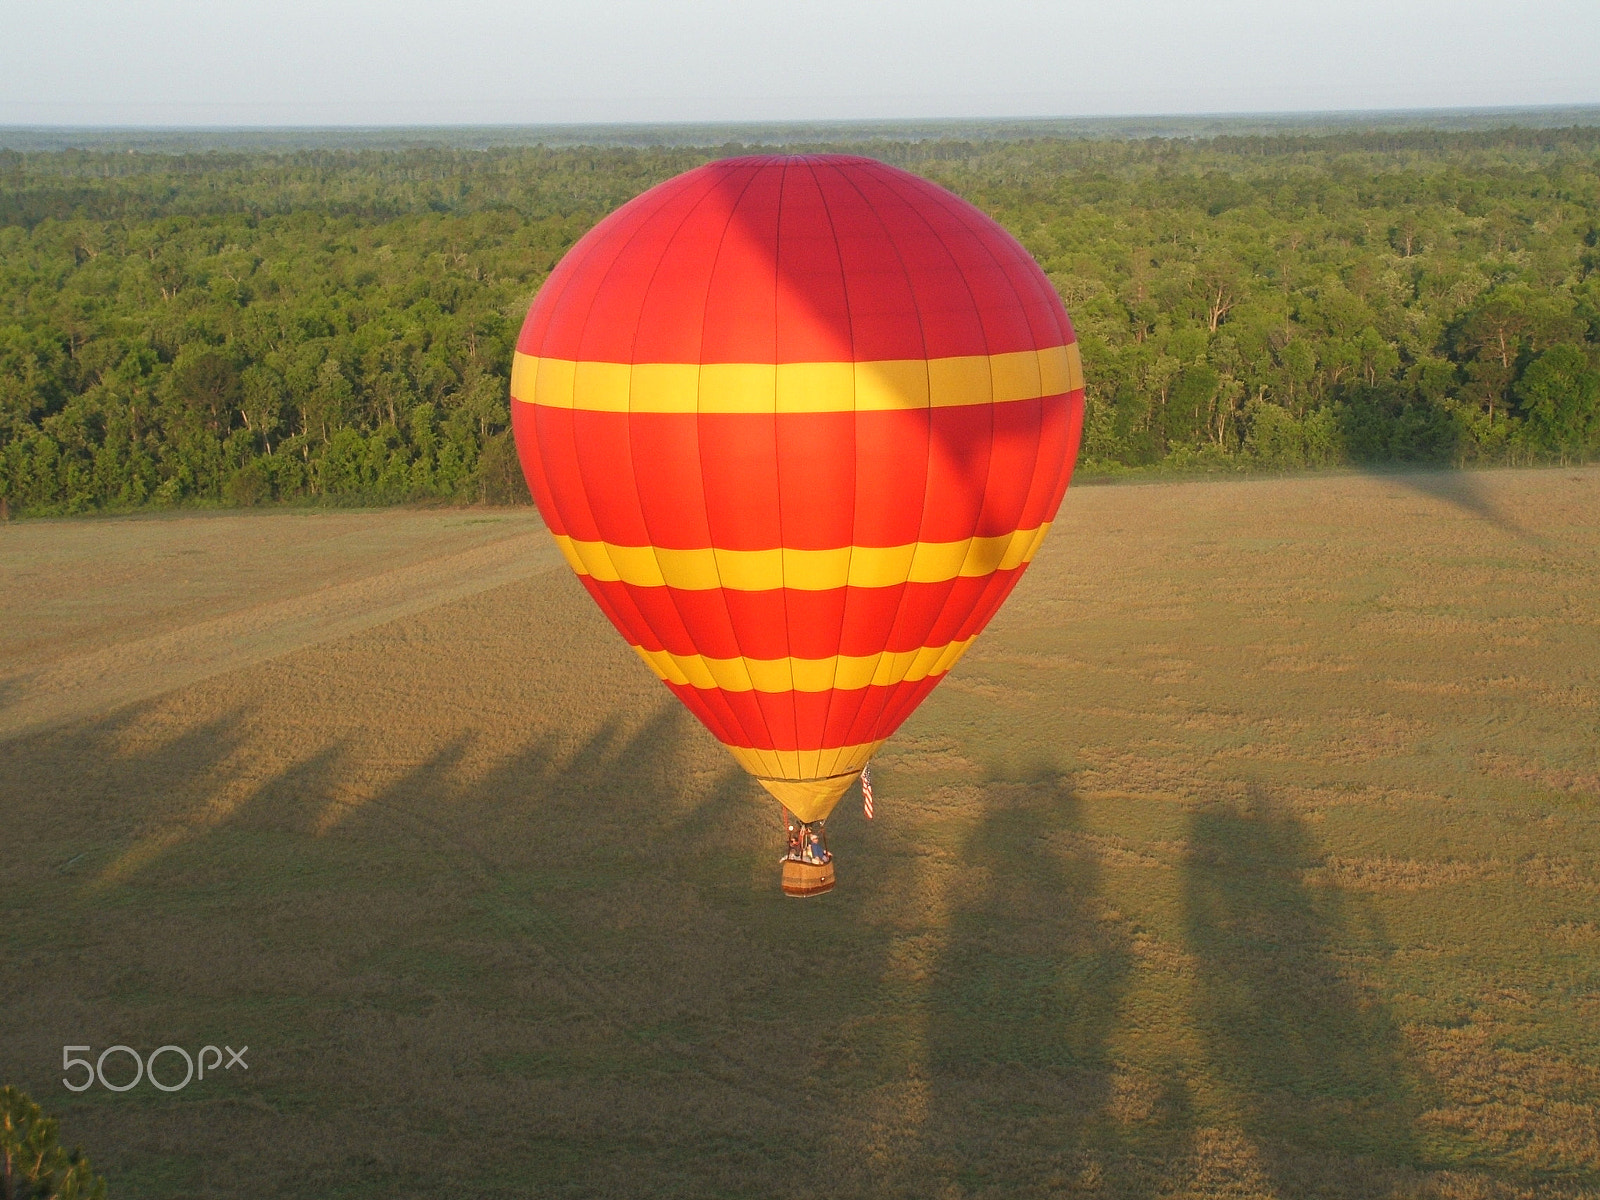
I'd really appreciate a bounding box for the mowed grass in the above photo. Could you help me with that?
[1,468,1598,1199]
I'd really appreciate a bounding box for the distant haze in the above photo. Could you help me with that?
[2,0,1597,126]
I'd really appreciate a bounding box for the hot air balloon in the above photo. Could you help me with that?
[510,155,1083,896]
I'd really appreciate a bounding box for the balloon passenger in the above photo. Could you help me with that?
[805,830,829,865]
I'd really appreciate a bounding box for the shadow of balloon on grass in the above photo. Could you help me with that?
[1360,465,1545,548]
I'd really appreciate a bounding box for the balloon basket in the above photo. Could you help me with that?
[781,858,835,897]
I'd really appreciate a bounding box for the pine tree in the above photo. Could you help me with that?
[0,1087,107,1200]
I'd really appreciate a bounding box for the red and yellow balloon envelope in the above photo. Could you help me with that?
[511,155,1083,889]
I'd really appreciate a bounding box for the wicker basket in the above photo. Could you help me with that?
[781,858,836,897]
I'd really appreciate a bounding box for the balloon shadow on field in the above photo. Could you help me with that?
[1360,465,1543,547]
[1180,786,1428,1191]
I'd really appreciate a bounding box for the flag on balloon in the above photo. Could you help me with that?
[861,764,874,820]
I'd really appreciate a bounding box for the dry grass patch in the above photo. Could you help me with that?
[1316,856,1499,892]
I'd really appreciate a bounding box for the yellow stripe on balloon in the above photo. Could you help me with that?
[509,343,1083,414]
[724,740,885,788]
[632,636,977,694]
[552,523,1051,592]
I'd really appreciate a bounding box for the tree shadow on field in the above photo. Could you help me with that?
[0,670,29,716]
[0,704,255,894]
[1182,787,1427,1191]
[318,702,741,895]
[4,652,909,1196]
[848,769,1134,1197]
[297,703,914,1200]
[91,697,804,1199]
[0,702,273,1190]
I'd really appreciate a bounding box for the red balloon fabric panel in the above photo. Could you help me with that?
[511,155,1084,804]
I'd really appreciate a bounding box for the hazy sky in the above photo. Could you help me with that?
[3,0,1596,126]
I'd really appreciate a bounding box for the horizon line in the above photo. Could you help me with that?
[4,102,1600,135]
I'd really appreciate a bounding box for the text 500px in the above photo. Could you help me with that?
[62,1045,248,1092]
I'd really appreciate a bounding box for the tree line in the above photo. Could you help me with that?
[2,130,1598,516]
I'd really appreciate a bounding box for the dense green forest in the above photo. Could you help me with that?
[3,128,1599,516]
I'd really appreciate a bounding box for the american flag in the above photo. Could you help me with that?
[861,764,874,820]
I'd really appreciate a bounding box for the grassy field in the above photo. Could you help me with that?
[2,468,1598,1199]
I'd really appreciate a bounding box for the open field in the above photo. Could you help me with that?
[2,468,1599,1199]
